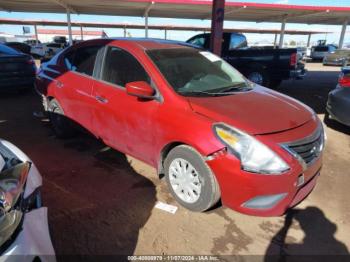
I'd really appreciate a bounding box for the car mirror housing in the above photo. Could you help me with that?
[126,81,155,99]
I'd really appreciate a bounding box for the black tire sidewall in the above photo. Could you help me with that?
[246,66,270,87]
[164,145,220,212]
[48,99,74,138]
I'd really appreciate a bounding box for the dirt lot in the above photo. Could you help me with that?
[0,62,349,260]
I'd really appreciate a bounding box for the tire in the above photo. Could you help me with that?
[164,145,221,212]
[246,66,270,87]
[48,99,76,138]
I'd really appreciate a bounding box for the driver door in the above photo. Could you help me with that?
[92,46,160,164]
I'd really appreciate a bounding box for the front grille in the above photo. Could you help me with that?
[284,125,325,166]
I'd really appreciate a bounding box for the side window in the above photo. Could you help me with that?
[74,46,102,76]
[189,36,206,48]
[64,46,102,76]
[101,47,150,87]
[229,34,247,50]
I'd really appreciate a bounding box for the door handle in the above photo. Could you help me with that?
[95,95,108,104]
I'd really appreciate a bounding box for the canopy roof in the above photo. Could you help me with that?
[0,0,349,25]
[0,18,329,35]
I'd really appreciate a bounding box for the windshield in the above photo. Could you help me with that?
[147,48,249,96]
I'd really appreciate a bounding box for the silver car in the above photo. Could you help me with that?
[0,140,55,261]
[311,45,337,60]
[323,49,350,66]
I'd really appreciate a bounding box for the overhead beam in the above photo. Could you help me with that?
[0,6,10,12]
[203,5,246,20]
[51,0,77,14]
[258,10,330,23]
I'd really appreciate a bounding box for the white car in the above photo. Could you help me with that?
[0,140,55,262]
[31,43,64,58]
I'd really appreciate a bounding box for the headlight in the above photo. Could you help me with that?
[0,155,30,248]
[213,123,290,174]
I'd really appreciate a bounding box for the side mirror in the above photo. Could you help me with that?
[126,81,155,99]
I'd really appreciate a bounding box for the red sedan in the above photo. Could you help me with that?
[36,39,324,216]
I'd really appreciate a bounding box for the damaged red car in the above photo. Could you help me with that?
[36,39,325,216]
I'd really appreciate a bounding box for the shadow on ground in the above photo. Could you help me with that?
[265,207,349,262]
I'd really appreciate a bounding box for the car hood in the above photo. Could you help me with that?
[187,85,314,135]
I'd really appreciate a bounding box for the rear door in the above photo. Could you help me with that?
[92,46,160,163]
[54,44,103,131]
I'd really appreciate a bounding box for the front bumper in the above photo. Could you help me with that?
[323,60,347,66]
[207,152,321,217]
[1,207,55,262]
[0,141,55,261]
[206,120,323,217]
[290,68,306,79]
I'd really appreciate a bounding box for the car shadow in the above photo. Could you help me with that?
[264,207,349,262]
[324,116,350,136]
[44,134,157,261]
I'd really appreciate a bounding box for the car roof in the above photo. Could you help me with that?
[76,38,200,51]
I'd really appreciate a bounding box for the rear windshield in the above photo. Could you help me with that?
[314,46,329,52]
[0,44,19,56]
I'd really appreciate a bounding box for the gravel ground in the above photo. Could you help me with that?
[0,62,349,261]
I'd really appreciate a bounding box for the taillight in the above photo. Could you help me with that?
[27,58,35,65]
[338,73,350,87]
[290,53,297,67]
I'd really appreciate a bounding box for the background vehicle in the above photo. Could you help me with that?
[0,140,55,259]
[187,32,305,88]
[31,42,64,59]
[326,67,350,127]
[323,49,350,66]
[0,43,36,91]
[310,44,337,60]
[36,38,323,217]
[4,42,32,55]
[24,39,42,45]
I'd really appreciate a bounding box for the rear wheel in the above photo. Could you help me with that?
[246,66,270,87]
[48,99,76,138]
[164,145,221,212]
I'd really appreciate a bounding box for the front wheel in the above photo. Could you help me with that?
[48,99,76,138]
[164,145,221,212]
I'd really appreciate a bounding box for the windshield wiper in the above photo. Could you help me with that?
[219,82,251,93]
[177,90,232,97]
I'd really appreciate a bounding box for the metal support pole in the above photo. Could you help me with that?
[34,25,38,44]
[279,18,286,48]
[145,14,149,38]
[210,0,225,55]
[144,1,154,38]
[164,29,167,40]
[273,33,278,48]
[124,27,127,37]
[80,26,83,40]
[307,33,311,48]
[67,10,73,45]
[339,20,348,49]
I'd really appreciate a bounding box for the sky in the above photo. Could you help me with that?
[0,0,349,46]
